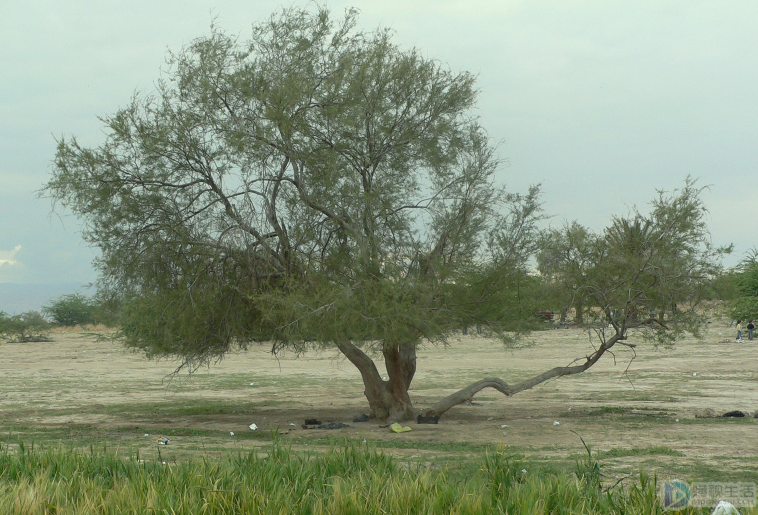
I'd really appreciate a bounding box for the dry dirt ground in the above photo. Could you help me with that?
[2,320,757,481]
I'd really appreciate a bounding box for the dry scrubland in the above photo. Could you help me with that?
[2,319,758,483]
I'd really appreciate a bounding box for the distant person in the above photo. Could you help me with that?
[748,321,755,341]
[736,320,743,341]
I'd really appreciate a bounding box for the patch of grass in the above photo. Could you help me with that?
[568,406,673,418]
[94,399,278,417]
[304,436,493,454]
[678,416,755,425]
[589,406,628,415]
[1,440,727,515]
[601,446,684,459]
[1,423,273,453]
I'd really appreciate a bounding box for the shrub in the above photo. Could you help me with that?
[0,311,51,342]
[43,293,96,326]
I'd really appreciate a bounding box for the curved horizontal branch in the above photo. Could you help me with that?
[423,333,622,418]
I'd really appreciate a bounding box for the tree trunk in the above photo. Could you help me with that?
[381,341,417,419]
[574,301,584,325]
[336,338,417,421]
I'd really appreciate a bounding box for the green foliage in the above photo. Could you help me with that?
[0,311,51,343]
[0,441,715,514]
[703,270,739,302]
[730,250,758,322]
[538,178,729,345]
[43,5,541,364]
[42,293,97,327]
[537,221,599,323]
[120,284,270,364]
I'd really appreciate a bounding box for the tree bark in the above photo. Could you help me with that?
[381,341,417,420]
[336,338,418,421]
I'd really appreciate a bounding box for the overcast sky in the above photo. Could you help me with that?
[2,0,756,288]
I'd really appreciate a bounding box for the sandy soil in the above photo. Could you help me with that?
[2,320,757,478]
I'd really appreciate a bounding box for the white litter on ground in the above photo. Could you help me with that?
[711,500,739,515]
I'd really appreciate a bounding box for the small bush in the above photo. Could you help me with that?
[0,311,51,342]
[43,293,96,326]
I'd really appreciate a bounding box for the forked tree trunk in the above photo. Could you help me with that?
[335,338,417,421]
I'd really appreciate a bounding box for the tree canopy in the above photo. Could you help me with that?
[45,7,725,422]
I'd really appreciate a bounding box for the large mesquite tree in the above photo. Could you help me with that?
[45,7,723,422]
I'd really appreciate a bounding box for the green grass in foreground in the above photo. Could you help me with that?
[1,439,748,514]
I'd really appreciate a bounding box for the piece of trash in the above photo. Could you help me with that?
[675,419,679,423]
[521,469,527,475]
[156,437,170,445]
[249,383,255,386]
[161,461,167,465]
[553,421,560,426]
[249,423,258,431]
[500,424,509,429]
[362,438,367,445]
[143,433,149,437]
[288,422,296,427]
[722,411,746,418]
[229,431,235,436]
[711,500,740,515]
[390,422,412,433]
[352,414,370,423]
[304,418,321,425]
[692,373,697,376]
[417,414,439,424]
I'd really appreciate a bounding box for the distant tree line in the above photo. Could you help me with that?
[0,293,118,343]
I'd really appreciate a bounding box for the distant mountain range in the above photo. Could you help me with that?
[0,283,93,314]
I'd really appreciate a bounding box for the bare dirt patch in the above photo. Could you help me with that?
[2,321,757,479]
